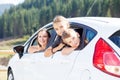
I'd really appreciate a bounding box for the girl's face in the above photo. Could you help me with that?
[37,31,49,47]
[64,34,80,48]
[53,21,69,36]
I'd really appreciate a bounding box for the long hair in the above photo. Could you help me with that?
[37,29,51,47]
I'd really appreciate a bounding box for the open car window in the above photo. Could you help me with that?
[70,22,97,49]
[70,22,84,50]
[26,22,98,53]
[27,27,57,53]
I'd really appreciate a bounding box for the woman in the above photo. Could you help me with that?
[28,29,51,53]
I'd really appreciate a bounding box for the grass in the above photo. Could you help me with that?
[0,52,13,58]
[0,52,10,80]
[0,35,29,50]
[0,36,30,80]
[0,70,7,80]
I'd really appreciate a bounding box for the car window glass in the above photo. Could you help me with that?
[85,29,96,45]
[32,37,37,46]
[46,28,56,48]
[109,30,120,48]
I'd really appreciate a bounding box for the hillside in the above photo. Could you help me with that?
[0,0,120,40]
[0,35,29,50]
[0,4,13,16]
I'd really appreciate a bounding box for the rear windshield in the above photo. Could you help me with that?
[109,30,120,48]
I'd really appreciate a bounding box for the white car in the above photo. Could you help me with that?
[7,17,120,80]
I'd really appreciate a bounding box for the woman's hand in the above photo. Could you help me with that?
[44,47,53,57]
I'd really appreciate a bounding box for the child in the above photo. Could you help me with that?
[61,28,81,55]
[44,15,70,57]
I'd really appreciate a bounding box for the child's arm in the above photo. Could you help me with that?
[53,43,65,53]
[44,43,65,57]
[61,47,76,55]
[44,36,63,57]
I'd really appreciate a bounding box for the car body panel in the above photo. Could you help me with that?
[9,51,80,80]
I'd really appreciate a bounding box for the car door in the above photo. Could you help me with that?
[12,24,57,80]
[13,23,83,80]
[13,50,80,80]
[19,26,82,80]
[12,22,93,80]
[41,50,80,80]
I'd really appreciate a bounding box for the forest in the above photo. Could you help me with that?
[0,0,120,39]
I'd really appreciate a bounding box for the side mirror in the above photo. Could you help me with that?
[13,45,24,58]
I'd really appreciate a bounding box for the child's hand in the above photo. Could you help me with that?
[57,43,65,50]
[44,47,53,57]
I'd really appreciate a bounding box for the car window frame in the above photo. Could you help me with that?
[70,22,97,49]
[23,22,98,54]
[84,27,97,46]
[23,24,57,54]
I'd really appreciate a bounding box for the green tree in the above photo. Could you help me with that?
[0,0,120,39]
[109,0,120,17]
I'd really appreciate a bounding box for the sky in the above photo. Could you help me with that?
[0,0,25,5]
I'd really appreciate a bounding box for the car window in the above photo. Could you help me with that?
[46,28,56,48]
[70,22,97,49]
[27,27,57,53]
[85,29,96,45]
[31,28,56,47]
[70,22,88,50]
[109,30,120,48]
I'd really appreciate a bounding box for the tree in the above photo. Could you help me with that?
[0,0,120,39]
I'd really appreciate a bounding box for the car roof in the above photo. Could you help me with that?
[24,17,120,46]
[69,17,120,28]
[31,17,120,39]
[68,17,120,37]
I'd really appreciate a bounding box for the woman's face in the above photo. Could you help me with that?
[53,21,68,36]
[37,31,49,47]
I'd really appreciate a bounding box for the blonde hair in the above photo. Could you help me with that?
[53,15,70,28]
[62,28,77,40]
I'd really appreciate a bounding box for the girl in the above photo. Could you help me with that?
[44,15,70,57]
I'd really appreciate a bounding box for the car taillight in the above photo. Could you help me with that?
[93,38,120,77]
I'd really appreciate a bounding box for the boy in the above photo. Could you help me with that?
[61,28,81,55]
[44,15,70,57]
